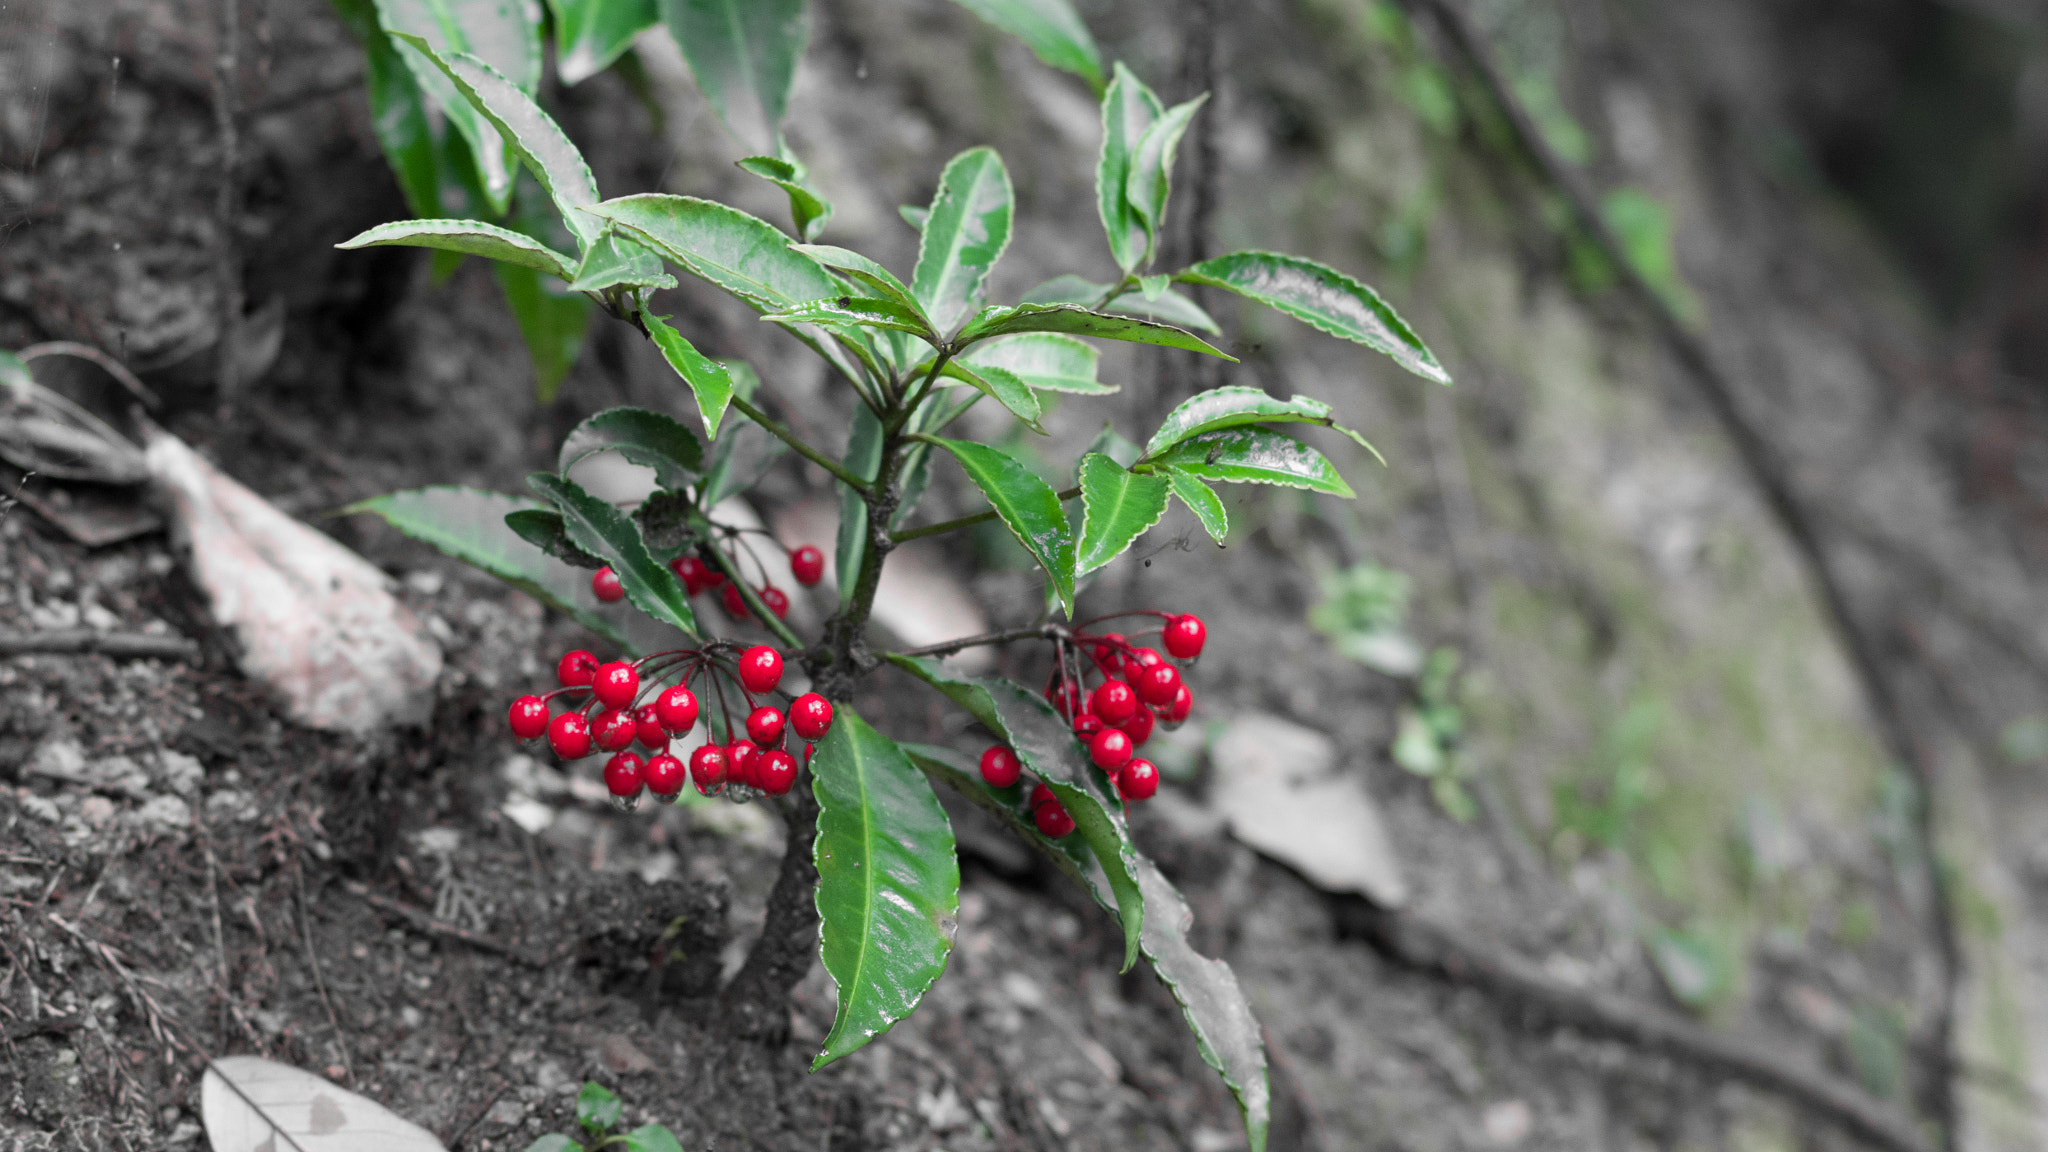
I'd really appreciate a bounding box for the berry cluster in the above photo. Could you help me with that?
[506,642,833,809]
[976,612,1207,836]
[584,540,829,624]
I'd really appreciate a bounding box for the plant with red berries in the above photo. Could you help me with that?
[338,14,1446,1147]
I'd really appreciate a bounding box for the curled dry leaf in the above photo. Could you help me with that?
[144,428,442,734]
[201,1055,446,1151]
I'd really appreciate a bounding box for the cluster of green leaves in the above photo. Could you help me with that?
[333,6,1450,1149]
[526,1082,683,1152]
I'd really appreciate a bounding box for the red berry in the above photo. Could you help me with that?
[979,746,1021,788]
[1162,684,1192,727]
[689,745,729,794]
[1045,676,1084,718]
[1034,800,1076,838]
[670,555,703,595]
[1117,704,1154,747]
[1136,663,1181,707]
[760,586,790,620]
[701,562,727,588]
[790,545,825,587]
[655,685,699,734]
[644,753,686,798]
[737,646,783,694]
[604,751,646,798]
[721,582,750,619]
[1121,646,1164,682]
[1089,728,1133,771]
[728,740,762,788]
[556,649,599,687]
[1028,781,1056,811]
[1090,680,1138,725]
[634,705,668,751]
[547,711,593,759]
[1163,614,1206,661]
[755,749,798,795]
[1072,713,1105,740]
[1090,632,1126,667]
[789,693,834,741]
[592,566,625,603]
[1117,758,1159,801]
[747,705,786,748]
[593,708,637,752]
[508,695,550,740]
[593,661,640,709]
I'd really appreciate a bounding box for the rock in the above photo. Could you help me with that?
[130,794,192,833]
[1483,1099,1532,1145]
[154,750,204,798]
[600,1034,657,1075]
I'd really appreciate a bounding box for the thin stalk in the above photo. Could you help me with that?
[893,624,1062,660]
[729,393,870,494]
[1090,275,1138,311]
[891,484,1083,543]
[695,517,805,651]
[889,349,956,435]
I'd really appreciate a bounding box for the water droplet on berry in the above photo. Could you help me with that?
[610,794,640,814]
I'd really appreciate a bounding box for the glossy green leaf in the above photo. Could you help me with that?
[337,219,576,278]
[937,361,1042,431]
[660,0,808,152]
[898,204,929,231]
[1097,62,1161,272]
[762,296,937,341]
[528,472,698,635]
[790,244,929,323]
[642,313,734,439]
[389,32,604,250]
[1177,251,1449,384]
[956,302,1232,359]
[372,0,540,213]
[736,155,833,241]
[1145,427,1354,497]
[809,708,959,1070]
[0,349,28,388]
[835,404,884,607]
[959,333,1108,394]
[921,438,1075,615]
[576,1082,621,1133]
[330,0,444,218]
[901,743,1100,888]
[1165,466,1228,543]
[503,508,602,567]
[620,1125,686,1152]
[549,0,659,85]
[558,406,703,488]
[495,261,591,402]
[587,195,837,310]
[1142,385,1381,462]
[1124,93,1207,264]
[566,227,675,293]
[947,0,1104,91]
[884,657,1144,968]
[1022,273,1221,333]
[340,486,630,647]
[523,1135,580,1152]
[912,147,1014,334]
[1076,453,1169,574]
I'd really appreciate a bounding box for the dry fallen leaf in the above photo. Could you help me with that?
[201,1055,446,1151]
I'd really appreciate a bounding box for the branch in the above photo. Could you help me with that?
[18,342,160,407]
[892,624,1061,660]
[892,484,1083,543]
[727,392,869,495]
[0,630,199,661]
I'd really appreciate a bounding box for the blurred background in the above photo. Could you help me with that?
[4,1,2048,1150]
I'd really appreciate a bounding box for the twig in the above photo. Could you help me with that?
[893,624,1060,660]
[338,880,547,968]
[201,838,231,1048]
[293,866,352,1083]
[42,913,194,1055]
[17,342,160,408]
[891,485,1083,543]
[728,393,870,494]
[0,630,199,661]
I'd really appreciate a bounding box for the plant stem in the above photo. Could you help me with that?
[729,393,870,494]
[891,485,1083,543]
[892,624,1061,660]
[694,519,805,651]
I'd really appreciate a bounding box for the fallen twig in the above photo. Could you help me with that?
[293,864,352,1083]
[0,629,200,661]
[338,880,546,968]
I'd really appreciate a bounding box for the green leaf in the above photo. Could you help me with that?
[336,219,577,279]
[340,486,631,648]
[576,1082,621,1134]
[809,708,959,1070]
[1145,427,1354,497]
[619,1125,686,1152]
[388,32,605,250]
[522,1135,582,1152]
[789,244,930,322]
[912,147,1015,334]
[1124,93,1207,265]
[736,155,833,241]
[642,313,735,439]
[0,349,30,388]
[937,360,1042,431]
[1164,466,1227,543]
[956,302,1232,359]
[1142,385,1380,462]
[566,227,676,293]
[1081,423,1141,468]
[503,508,602,567]
[946,0,1104,91]
[528,472,698,635]
[587,195,838,311]
[1076,453,1169,574]
[495,261,591,402]
[331,0,445,218]
[1022,274,1222,334]
[897,204,929,231]
[372,0,541,213]
[1176,251,1449,384]
[558,406,703,488]
[958,333,1109,394]
[549,0,659,85]
[920,437,1075,615]
[1096,62,1161,272]
[659,0,808,153]
[762,296,938,341]
[834,405,884,607]
[884,658,1145,970]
